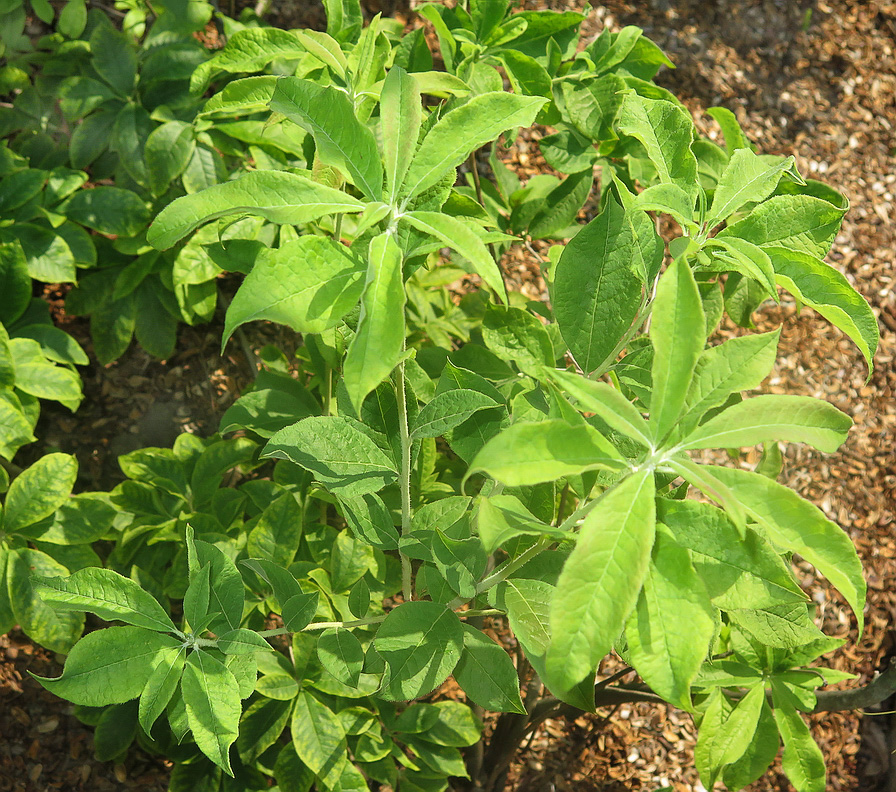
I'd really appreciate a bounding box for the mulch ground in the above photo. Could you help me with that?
[1,1,893,790]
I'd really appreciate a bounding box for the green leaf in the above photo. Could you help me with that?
[237,697,293,763]
[625,528,715,710]
[538,130,598,174]
[217,629,272,655]
[33,567,177,633]
[3,453,77,534]
[707,149,794,228]
[223,235,365,345]
[14,324,88,367]
[772,683,826,792]
[33,625,179,705]
[681,329,781,432]
[138,646,186,734]
[410,389,499,440]
[680,394,852,453]
[695,686,766,789]
[616,94,698,201]
[548,369,652,447]
[560,74,626,143]
[660,499,806,609]
[477,494,565,554]
[8,547,85,653]
[257,673,300,700]
[291,691,347,787]
[58,0,87,37]
[90,24,136,97]
[14,223,76,283]
[274,743,315,792]
[453,624,525,714]
[528,169,593,240]
[481,305,554,373]
[552,193,659,373]
[706,106,751,154]
[374,601,464,700]
[402,211,506,302]
[195,540,245,635]
[264,416,398,497]
[667,457,747,533]
[0,241,31,325]
[93,700,138,762]
[729,603,826,648]
[246,492,303,567]
[704,236,777,299]
[649,256,705,442]
[339,492,399,550]
[343,233,406,412]
[182,650,241,775]
[546,470,656,693]
[61,187,150,237]
[468,418,624,486]
[502,578,553,657]
[632,183,697,231]
[402,92,546,202]
[381,65,422,202]
[317,628,364,687]
[705,466,865,632]
[145,121,196,197]
[270,77,383,201]
[148,171,364,250]
[769,246,878,375]
[721,700,780,790]
[718,195,845,259]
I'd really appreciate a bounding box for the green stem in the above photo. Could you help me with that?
[395,361,414,601]
[334,213,344,242]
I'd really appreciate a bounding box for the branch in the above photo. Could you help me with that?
[813,657,896,713]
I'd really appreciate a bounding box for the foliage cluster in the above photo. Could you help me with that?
[0,1,881,791]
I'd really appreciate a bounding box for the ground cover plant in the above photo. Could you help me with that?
[0,1,889,790]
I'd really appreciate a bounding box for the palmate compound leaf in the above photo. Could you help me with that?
[546,470,656,695]
[33,626,181,706]
[147,170,364,250]
[33,567,177,633]
[182,650,242,775]
[263,416,398,497]
[453,623,526,714]
[624,527,716,711]
[678,394,852,454]
[374,601,464,701]
[467,418,626,487]
[704,465,866,633]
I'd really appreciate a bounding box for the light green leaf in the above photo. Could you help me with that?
[338,492,399,550]
[681,329,780,432]
[33,625,179,705]
[374,601,464,700]
[223,235,365,345]
[257,673,300,700]
[707,149,794,228]
[402,211,507,302]
[264,416,398,497]
[503,578,553,657]
[453,624,525,714]
[217,629,273,655]
[704,236,778,299]
[721,700,780,790]
[402,92,546,202]
[237,698,293,763]
[270,77,382,201]
[148,171,364,250]
[617,93,698,200]
[381,65,422,202]
[410,389,499,440]
[33,567,177,633]
[769,246,878,376]
[145,121,196,197]
[632,182,697,231]
[546,470,656,693]
[477,494,566,554]
[667,456,747,533]
[528,169,593,239]
[3,453,77,534]
[729,603,826,648]
[138,646,186,734]
[548,369,652,447]
[560,74,625,143]
[468,418,625,486]
[481,305,554,372]
[291,691,347,786]
[772,684,826,792]
[695,686,766,789]
[705,465,865,632]
[680,394,852,453]
[718,194,845,259]
[649,256,705,442]
[182,650,242,775]
[8,548,84,653]
[342,233,406,412]
[552,192,659,373]
[706,106,751,154]
[317,628,364,687]
[246,492,304,568]
[625,528,715,710]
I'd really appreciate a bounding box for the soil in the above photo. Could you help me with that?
[1,1,894,791]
